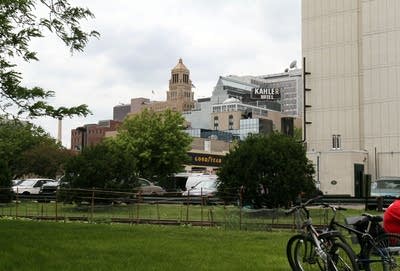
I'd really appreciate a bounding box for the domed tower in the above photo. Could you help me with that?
[167,58,194,111]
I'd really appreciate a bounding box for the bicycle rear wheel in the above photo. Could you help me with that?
[327,241,359,271]
[293,236,325,271]
[365,233,400,271]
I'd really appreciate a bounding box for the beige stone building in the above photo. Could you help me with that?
[302,0,400,196]
[127,58,194,115]
[211,98,288,132]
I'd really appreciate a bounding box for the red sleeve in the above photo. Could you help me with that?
[384,200,400,233]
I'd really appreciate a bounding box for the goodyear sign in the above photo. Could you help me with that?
[188,152,224,167]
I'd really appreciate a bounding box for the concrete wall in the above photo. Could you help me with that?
[307,150,368,196]
[302,0,400,191]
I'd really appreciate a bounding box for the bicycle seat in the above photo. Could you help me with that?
[345,216,365,225]
[362,213,383,223]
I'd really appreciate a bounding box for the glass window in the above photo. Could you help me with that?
[214,116,219,130]
[228,115,234,130]
[332,134,341,149]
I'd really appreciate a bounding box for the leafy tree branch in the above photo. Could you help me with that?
[0,0,99,119]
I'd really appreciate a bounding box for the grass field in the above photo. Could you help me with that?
[0,200,378,231]
[0,204,381,271]
[0,219,292,271]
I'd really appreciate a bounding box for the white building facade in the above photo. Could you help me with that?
[303,0,400,196]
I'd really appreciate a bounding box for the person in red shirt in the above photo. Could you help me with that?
[384,200,400,233]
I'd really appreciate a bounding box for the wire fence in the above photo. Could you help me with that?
[0,187,353,231]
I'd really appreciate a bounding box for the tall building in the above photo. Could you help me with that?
[302,0,400,196]
[166,58,195,111]
[184,73,302,140]
[184,75,282,130]
[257,69,303,116]
[127,59,195,115]
[113,104,131,122]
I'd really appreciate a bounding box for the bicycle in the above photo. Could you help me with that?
[322,202,400,271]
[286,196,359,271]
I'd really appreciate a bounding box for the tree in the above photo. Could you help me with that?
[0,158,13,202]
[19,143,73,178]
[115,109,192,188]
[294,127,303,142]
[0,119,66,202]
[0,0,99,119]
[0,119,59,178]
[217,132,316,208]
[64,141,138,190]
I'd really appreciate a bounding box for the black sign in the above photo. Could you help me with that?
[251,87,282,100]
[187,152,224,167]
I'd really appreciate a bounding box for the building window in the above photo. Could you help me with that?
[172,74,178,83]
[228,115,234,130]
[214,116,219,130]
[332,134,341,150]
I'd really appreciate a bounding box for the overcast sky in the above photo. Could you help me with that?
[21,0,301,148]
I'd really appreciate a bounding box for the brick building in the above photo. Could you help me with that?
[71,120,121,150]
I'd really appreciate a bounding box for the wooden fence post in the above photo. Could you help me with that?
[239,186,243,231]
[136,191,141,224]
[200,188,203,228]
[15,188,19,219]
[186,191,190,224]
[55,190,58,222]
[91,188,95,223]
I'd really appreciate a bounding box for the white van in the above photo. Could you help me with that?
[182,174,218,196]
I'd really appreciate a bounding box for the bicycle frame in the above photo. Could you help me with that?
[323,204,400,269]
[289,197,352,269]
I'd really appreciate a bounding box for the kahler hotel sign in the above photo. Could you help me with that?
[251,86,282,101]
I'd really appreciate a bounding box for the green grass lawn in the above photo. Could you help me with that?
[1,201,380,231]
[0,219,292,271]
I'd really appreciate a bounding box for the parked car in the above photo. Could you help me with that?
[182,179,217,197]
[371,176,400,198]
[39,181,60,195]
[11,179,24,186]
[12,178,56,195]
[184,174,218,192]
[134,178,165,196]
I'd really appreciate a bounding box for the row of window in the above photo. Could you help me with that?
[171,73,190,83]
[72,129,103,136]
[213,115,235,130]
[183,103,194,111]
[169,92,192,98]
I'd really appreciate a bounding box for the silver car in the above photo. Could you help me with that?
[134,178,165,196]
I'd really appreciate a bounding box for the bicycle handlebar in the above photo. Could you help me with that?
[284,195,324,215]
[321,203,347,211]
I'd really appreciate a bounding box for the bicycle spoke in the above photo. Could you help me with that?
[366,233,400,271]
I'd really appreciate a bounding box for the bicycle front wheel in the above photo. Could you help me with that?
[287,234,305,270]
[327,241,359,271]
[365,233,400,271]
